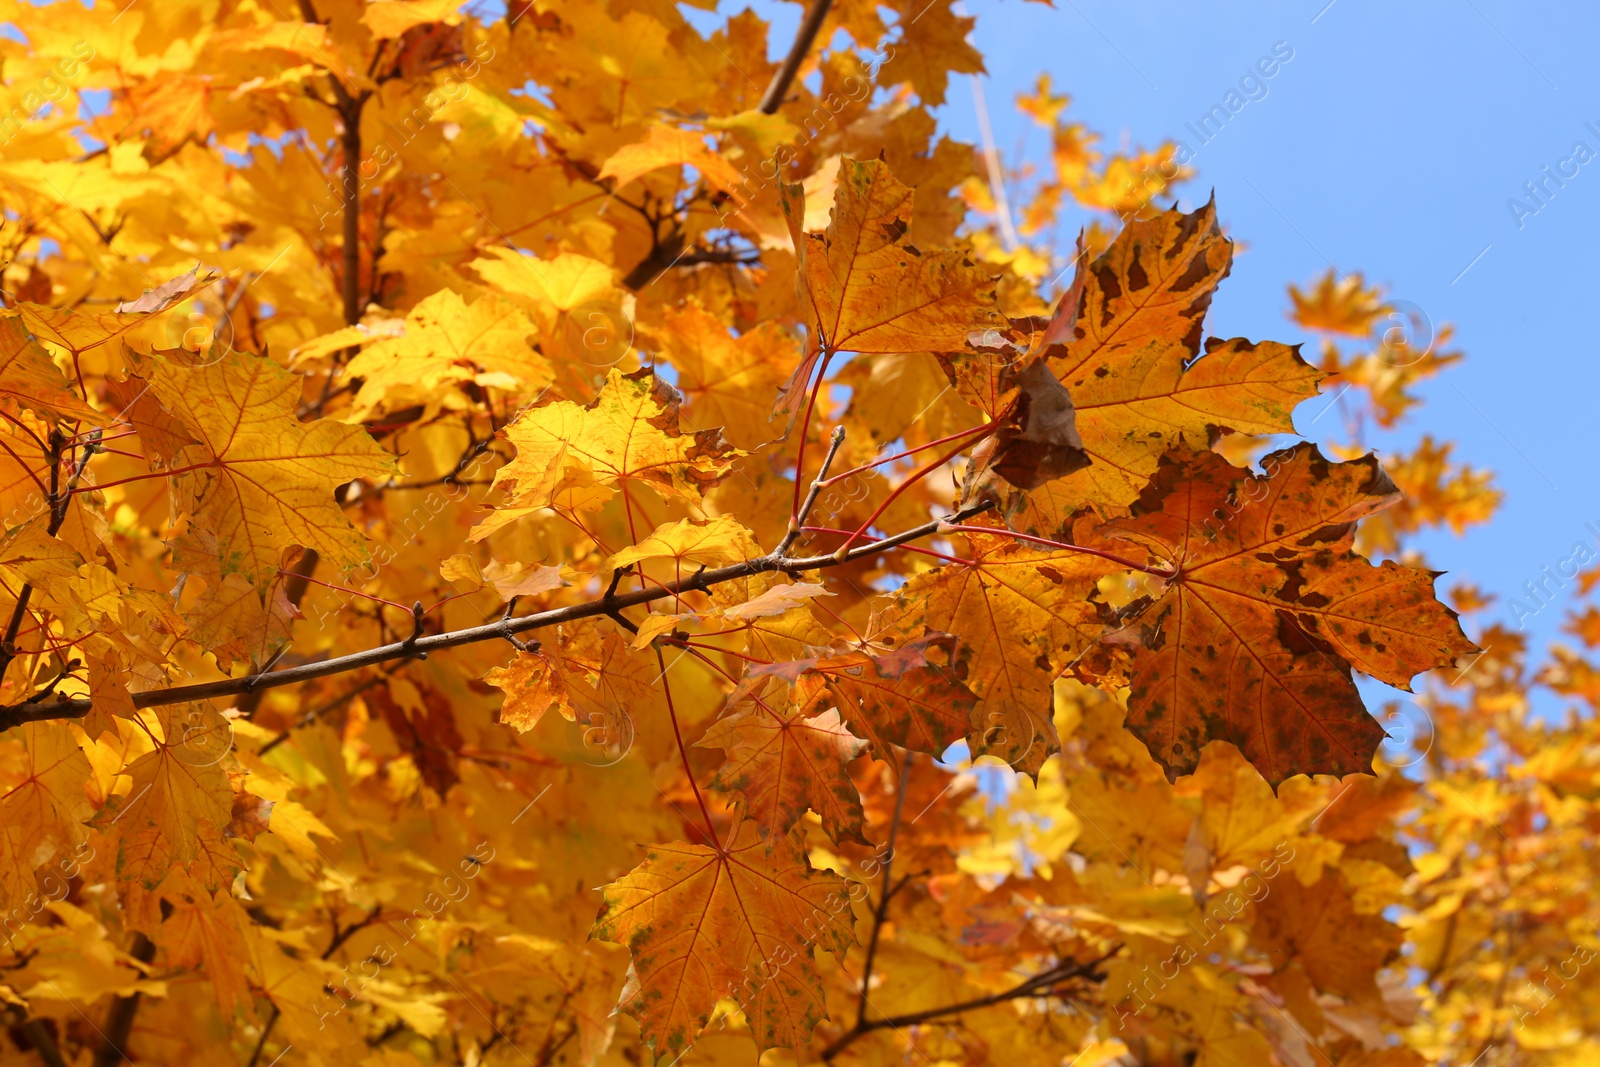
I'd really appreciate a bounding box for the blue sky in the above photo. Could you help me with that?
[720,0,1600,719]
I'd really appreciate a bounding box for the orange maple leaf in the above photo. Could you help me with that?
[1104,444,1478,786]
[591,821,854,1056]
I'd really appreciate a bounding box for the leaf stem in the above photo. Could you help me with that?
[939,524,1177,578]
[69,460,214,495]
[788,347,837,527]
[655,645,720,849]
[833,436,977,557]
[819,420,998,488]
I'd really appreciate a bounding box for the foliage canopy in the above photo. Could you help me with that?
[0,2,1586,1067]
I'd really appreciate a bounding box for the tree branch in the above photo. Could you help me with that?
[12,1014,67,1067]
[855,748,913,1029]
[0,429,92,692]
[0,500,995,729]
[760,0,834,114]
[247,904,384,1067]
[92,932,155,1067]
[820,947,1118,1060]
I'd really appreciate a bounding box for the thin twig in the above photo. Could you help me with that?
[856,748,914,1028]
[257,670,396,756]
[0,502,997,728]
[780,424,846,557]
[820,947,1118,1060]
[248,904,384,1067]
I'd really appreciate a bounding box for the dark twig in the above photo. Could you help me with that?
[499,598,538,653]
[856,748,913,1029]
[14,1015,67,1067]
[22,659,80,704]
[92,933,155,1067]
[760,0,834,114]
[0,501,995,728]
[780,425,846,557]
[820,947,1119,1060]
[248,905,384,1067]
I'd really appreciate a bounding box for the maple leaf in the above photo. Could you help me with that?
[1250,870,1401,1004]
[0,723,93,885]
[96,705,235,875]
[654,304,800,448]
[335,288,550,420]
[591,821,854,1056]
[0,2,1528,1063]
[361,0,463,39]
[485,650,571,733]
[757,635,979,761]
[367,679,465,796]
[884,0,985,108]
[1036,200,1322,512]
[603,515,763,580]
[941,349,1089,490]
[1289,268,1388,337]
[485,625,610,732]
[1104,444,1478,786]
[18,266,216,366]
[786,156,1002,354]
[700,701,869,844]
[0,316,98,421]
[599,124,745,195]
[157,877,251,1013]
[896,533,1116,775]
[492,367,741,518]
[146,351,398,586]
[113,266,210,314]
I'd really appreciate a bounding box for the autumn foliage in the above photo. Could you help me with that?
[0,1,1586,1066]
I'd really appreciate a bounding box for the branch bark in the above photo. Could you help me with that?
[337,104,365,326]
[92,933,155,1067]
[854,748,912,1029]
[0,500,994,729]
[759,0,834,114]
[14,1016,67,1067]
[820,948,1117,1060]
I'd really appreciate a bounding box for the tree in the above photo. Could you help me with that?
[0,1,1551,1065]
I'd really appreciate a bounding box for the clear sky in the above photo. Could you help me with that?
[725,0,1600,721]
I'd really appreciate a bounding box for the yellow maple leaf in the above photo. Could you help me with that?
[786,156,1002,354]
[0,315,97,421]
[147,351,398,586]
[603,515,763,579]
[1035,200,1322,512]
[491,367,740,518]
[361,0,463,39]
[598,124,744,195]
[341,288,550,420]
